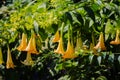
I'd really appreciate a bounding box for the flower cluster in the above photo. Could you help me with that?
[52,28,120,58]
[16,32,38,66]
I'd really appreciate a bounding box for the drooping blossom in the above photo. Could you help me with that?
[17,33,27,51]
[94,32,106,51]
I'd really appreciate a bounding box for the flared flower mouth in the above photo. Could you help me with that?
[25,33,38,54]
[62,40,77,59]
[52,30,60,43]
[17,33,27,51]
[21,52,34,66]
[110,30,120,45]
[54,37,65,55]
[6,46,15,69]
[94,32,106,51]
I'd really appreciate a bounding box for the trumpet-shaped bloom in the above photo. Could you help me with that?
[25,34,38,54]
[94,32,106,50]
[21,52,34,66]
[52,30,60,43]
[17,33,27,51]
[62,40,76,59]
[75,37,83,51]
[90,43,97,55]
[6,46,15,69]
[110,30,120,45]
[0,47,4,64]
[54,37,65,55]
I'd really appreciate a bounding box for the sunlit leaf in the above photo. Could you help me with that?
[97,56,102,65]
[89,54,94,64]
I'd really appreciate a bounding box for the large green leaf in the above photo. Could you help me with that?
[84,6,95,22]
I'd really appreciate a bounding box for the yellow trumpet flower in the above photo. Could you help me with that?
[54,37,65,55]
[17,33,27,51]
[52,30,60,43]
[25,34,38,54]
[94,32,106,51]
[0,47,4,64]
[62,40,76,59]
[21,52,34,66]
[6,46,15,69]
[110,29,120,45]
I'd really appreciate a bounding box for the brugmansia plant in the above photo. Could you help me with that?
[0,0,120,80]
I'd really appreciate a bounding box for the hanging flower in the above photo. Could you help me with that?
[62,40,76,59]
[90,43,97,55]
[25,33,38,54]
[6,46,15,69]
[0,47,4,64]
[17,33,27,51]
[54,37,65,55]
[52,30,60,43]
[94,32,106,51]
[110,29,120,45]
[75,36,83,51]
[21,52,34,66]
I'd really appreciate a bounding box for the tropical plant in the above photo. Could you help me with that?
[0,0,120,80]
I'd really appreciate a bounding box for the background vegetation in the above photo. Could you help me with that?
[0,0,120,80]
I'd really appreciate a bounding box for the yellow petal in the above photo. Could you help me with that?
[52,30,60,43]
[110,29,120,45]
[21,52,34,66]
[25,34,38,54]
[62,40,76,59]
[6,46,15,69]
[54,37,65,55]
[17,33,27,51]
[94,32,106,50]
[0,47,4,64]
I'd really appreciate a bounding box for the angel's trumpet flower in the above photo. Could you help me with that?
[6,46,15,69]
[21,52,34,66]
[94,32,106,51]
[54,37,65,55]
[52,30,60,43]
[17,33,27,51]
[75,37,83,51]
[62,40,76,59]
[0,47,4,64]
[90,43,97,55]
[25,33,38,54]
[110,30,120,45]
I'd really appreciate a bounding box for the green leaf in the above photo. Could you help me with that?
[72,62,78,66]
[34,21,39,34]
[118,56,120,64]
[97,56,102,65]
[9,31,18,43]
[96,76,107,80]
[108,53,114,62]
[105,19,114,40]
[84,6,95,22]
[89,19,94,28]
[64,12,73,23]
[72,12,84,25]
[58,75,70,80]
[89,54,94,64]
[55,63,63,72]
[102,52,107,60]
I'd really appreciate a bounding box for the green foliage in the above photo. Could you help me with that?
[0,0,120,80]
